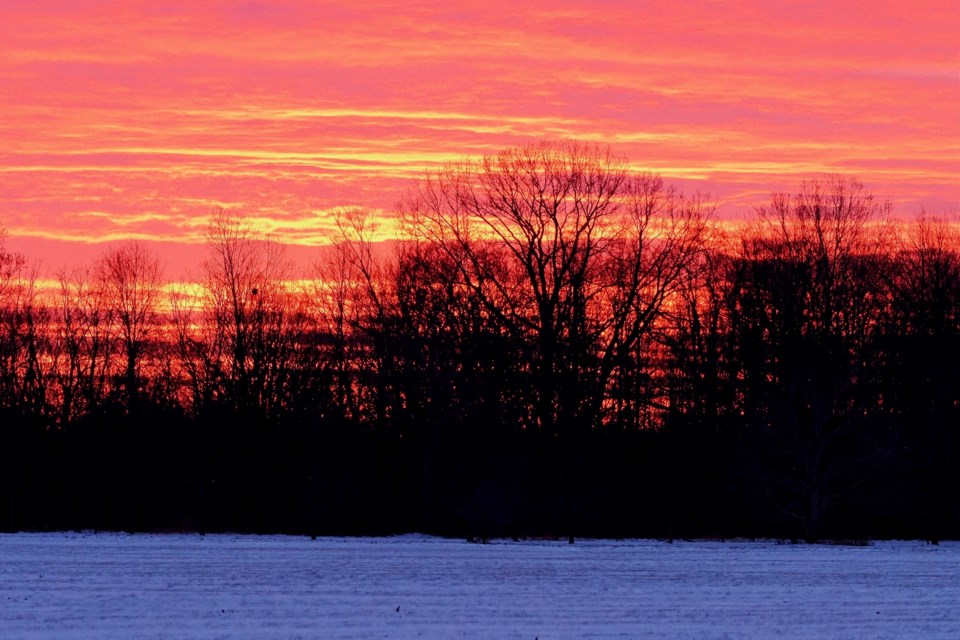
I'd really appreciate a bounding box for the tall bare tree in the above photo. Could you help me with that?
[312,207,391,426]
[95,242,163,411]
[729,176,892,539]
[51,266,113,424]
[884,213,960,536]
[202,209,304,420]
[401,140,708,437]
[0,261,50,419]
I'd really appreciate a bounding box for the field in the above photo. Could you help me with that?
[1,533,957,638]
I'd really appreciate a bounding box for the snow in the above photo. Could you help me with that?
[0,533,957,639]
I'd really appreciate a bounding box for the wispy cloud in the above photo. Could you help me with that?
[1,0,957,275]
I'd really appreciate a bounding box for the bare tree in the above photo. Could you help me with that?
[0,262,53,420]
[51,266,114,424]
[168,281,215,415]
[0,225,25,302]
[884,213,960,537]
[311,207,392,426]
[730,176,892,539]
[889,212,960,337]
[400,141,708,437]
[95,242,163,411]
[0,222,51,420]
[202,209,303,419]
[661,227,736,431]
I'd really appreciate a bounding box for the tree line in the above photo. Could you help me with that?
[1,141,958,541]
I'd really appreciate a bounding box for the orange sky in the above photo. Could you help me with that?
[2,0,958,277]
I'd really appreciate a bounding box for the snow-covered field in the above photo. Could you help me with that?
[0,533,957,639]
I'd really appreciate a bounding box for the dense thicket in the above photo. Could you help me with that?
[1,142,958,541]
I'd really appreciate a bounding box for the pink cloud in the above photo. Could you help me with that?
[1,1,957,276]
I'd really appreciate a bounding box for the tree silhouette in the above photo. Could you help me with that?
[399,141,710,537]
[1,155,958,540]
[50,265,114,425]
[726,177,893,539]
[882,214,960,538]
[95,241,163,413]
[401,141,709,438]
[201,209,306,420]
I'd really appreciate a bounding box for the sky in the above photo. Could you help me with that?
[1,0,958,277]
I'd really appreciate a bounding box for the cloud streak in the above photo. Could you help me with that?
[1,0,957,275]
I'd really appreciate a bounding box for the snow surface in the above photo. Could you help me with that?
[0,533,957,639]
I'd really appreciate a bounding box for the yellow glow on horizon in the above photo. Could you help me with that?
[1,1,956,279]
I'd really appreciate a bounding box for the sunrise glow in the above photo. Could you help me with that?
[2,0,958,276]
